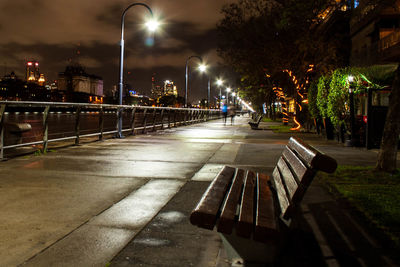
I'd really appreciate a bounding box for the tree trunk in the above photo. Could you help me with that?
[375,63,400,173]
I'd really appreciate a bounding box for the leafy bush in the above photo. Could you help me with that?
[327,68,351,126]
[316,75,330,119]
[308,65,396,127]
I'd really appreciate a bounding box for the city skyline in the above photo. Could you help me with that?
[0,0,235,103]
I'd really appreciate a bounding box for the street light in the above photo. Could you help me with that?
[117,2,159,138]
[185,56,204,107]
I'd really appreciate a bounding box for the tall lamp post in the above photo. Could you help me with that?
[117,3,159,138]
[348,75,356,146]
[216,79,223,109]
[226,87,231,106]
[185,56,204,107]
[207,78,211,109]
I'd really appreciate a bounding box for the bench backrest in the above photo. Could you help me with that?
[190,137,337,241]
[272,137,337,220]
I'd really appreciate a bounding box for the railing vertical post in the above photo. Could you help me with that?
[75,106,81,145]
[152,109,157,132]
[42,106,50,153]
[143,108,148,134]
[131,107,136,136]
[167,109,171,128]
[99,107,104,141]
[115,108,119,136]
[160,109,165,130]
[184,110,187,125]
[0,104,6,160]
[173,109,177,127]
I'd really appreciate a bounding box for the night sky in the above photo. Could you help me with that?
[0,0,235,103]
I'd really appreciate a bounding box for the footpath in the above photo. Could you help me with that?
[0,115,397,266]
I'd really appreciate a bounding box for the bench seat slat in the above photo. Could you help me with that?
[255,173,279,242]
[190,166,236,229]
[271,167,290,217]
[217,169,246,234]
[237,170,256,238]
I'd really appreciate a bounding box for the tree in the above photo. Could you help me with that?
[376,64,400,173]
[217,0,349,111]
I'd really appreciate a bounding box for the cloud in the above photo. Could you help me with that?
[78,56,103,68]
[0,0,233,46]
[0,0,236,93]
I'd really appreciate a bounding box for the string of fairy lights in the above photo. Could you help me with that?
[270,64,315,131]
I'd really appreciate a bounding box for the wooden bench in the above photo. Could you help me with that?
[248,114,263,130]
[190,137,337,265]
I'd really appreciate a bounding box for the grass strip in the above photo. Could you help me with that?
[318,165,400,247]
[268,124,293,133]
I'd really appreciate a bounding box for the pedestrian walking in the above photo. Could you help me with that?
[228,105,236,125]
[222,104,228,125]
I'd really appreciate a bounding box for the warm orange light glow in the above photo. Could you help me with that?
[290,116,302,131]
[302,99,309,103]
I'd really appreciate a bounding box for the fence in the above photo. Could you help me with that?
[0,101,222,159]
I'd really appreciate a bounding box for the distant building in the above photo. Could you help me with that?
[26,60,47,86]
[350,0,400,66]
[0,71,49,101]
[57,64,103,103]
[151,73,163,99]
[26,61,40,82]
[163,80,178,96]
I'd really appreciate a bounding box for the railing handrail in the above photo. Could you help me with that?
[0,100,219,111]
[0,101,222,159]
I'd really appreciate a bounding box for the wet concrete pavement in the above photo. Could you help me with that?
[0,115,397,266]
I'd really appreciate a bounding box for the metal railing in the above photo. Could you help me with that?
[0,101,222,159]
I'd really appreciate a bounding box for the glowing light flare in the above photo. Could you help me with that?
[198,64,207,72]
[290,117,302,131]
[145,19,160,32]
[297,103,302,111]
